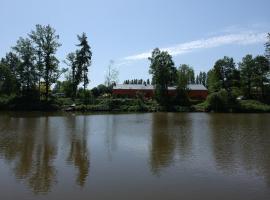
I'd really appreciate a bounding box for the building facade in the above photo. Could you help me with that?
[112,84,208,100]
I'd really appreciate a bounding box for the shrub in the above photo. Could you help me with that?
[239,100,270,113]
[207,89,229,112]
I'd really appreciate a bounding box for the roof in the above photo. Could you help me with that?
[113,84,207,91]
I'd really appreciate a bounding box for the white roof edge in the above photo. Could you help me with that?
[113,84,207,91]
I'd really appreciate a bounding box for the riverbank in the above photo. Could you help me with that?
[1,95,270,113]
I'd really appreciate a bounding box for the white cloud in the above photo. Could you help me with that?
[123,32,267,61]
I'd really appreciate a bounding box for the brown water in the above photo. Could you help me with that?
[0,112,270,200]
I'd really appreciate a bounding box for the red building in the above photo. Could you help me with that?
[112,84,208,100]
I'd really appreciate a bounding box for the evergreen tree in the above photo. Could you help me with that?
[76,33,92,101]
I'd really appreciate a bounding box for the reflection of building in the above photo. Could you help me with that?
[113,84,208,99]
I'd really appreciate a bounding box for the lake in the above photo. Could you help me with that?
[0,112,270,200]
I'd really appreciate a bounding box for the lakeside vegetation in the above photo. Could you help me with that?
[0,25,270,113]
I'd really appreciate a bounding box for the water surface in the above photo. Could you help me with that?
[0,112,270,200]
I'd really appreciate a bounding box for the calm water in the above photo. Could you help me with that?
[0,112,270,200]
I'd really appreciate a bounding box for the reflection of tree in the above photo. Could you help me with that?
[0,116,57,194]
[66,115,90,187]
[28,117,56,194]
[210,114,270,185]
[150,113,192,175]
[150,113,175,174]
[172,113,192,158]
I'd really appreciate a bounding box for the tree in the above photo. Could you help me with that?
[29,24,61,101]
[239,54,255,98]
[0,63,18,95]
[265,33,270,61]
[13,37,37,93]
[148,48,176,106]
[177,64,195,89]
[0,52,20,94]
[207,69,221,93]
[253,55,270,100]
[213,56,239,92]
[76,33,92,101]
[105,60,119,87]
[64,52,79,100]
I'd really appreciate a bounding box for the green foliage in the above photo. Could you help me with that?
[148,48,177,106]
[207,69,221,93]
[239,54,255,98]
[0,63,18,95]
[178,64,195,88]
[196,71,207,86]
[253,55,270,100]
[76,33,92,99]
[13,37,37,92]
[91,84,112,97]
[193,101,210,112]
[213,56,239,91]
[64,52,79,99]
[207,89,239,112]
[239,100,270,113]
[29,24,62,100]
[207,89,229,112]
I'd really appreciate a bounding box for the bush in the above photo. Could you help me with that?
[193,101,210,112]
[239,100,270,113]
[207,89,229,112]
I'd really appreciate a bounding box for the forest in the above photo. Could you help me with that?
[0,24,270,112]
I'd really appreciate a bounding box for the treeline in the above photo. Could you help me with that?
[123,79,151,85]
[147,33,270,110]
[0,24,92,108]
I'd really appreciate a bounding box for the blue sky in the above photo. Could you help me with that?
[1,0,269,87]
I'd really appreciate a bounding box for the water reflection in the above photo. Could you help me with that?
[66,115,90,186]
[0,113,270,199]
[150,113,192,174]
[0,116,57,194]
[209,114,270,185]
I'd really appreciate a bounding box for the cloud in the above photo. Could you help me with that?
[123,32,267,61]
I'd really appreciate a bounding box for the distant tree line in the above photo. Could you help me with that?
[123,79,151,85]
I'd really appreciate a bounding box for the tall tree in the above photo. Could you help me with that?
[178,64,195,89]
[148,48,176,106]
[76,33,92,100]
[0,62,18,95]
[253,55,270,100]
[29,24,61,100]
[213,56,239,92]
[13,37,37,92]
[65,52,79,100]
[239,54,255,98]
[0,52,20,94]
[206,69,221,93]
[265,33,270,61]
